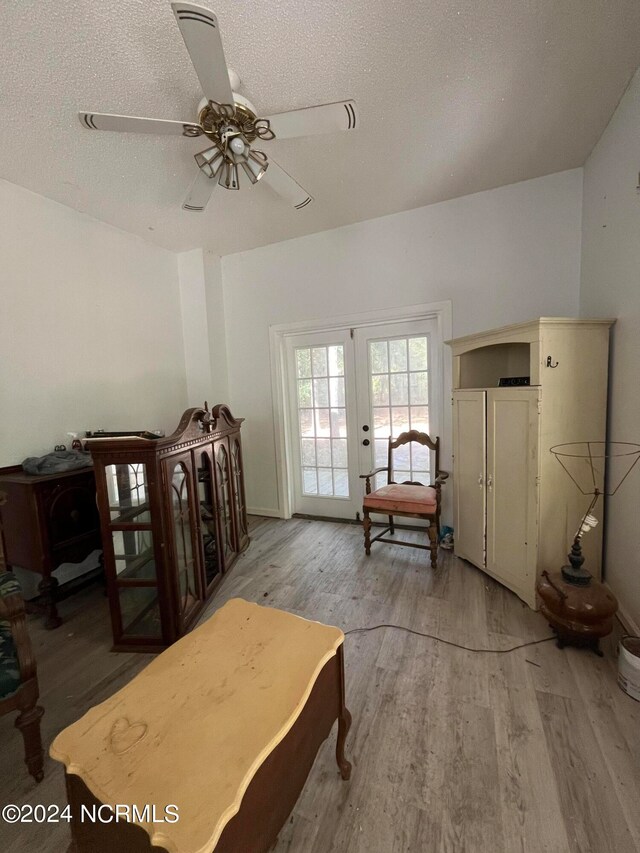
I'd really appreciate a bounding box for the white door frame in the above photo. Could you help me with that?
[269,301,453,519]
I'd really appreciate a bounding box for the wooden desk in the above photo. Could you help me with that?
[50,599,352,853]
[0,466,102,628]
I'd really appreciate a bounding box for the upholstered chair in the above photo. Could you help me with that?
[360,431,448,568]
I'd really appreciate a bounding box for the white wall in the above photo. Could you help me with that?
[203,251,230,405]
[178,248,214,406]
[580,68,640,632]
[176,249,230,409]
[222,169,583,515]
[0,179,187,465]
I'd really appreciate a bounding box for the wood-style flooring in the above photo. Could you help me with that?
[1,516,639,853]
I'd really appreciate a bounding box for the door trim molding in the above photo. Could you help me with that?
[269,301,453,519]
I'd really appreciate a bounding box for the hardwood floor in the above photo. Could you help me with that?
[1,516,638,852]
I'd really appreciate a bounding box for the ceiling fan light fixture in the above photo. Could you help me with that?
[195,146,224,179]
[240,150,269,184]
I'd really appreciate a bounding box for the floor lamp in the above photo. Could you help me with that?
[537,441,640,655]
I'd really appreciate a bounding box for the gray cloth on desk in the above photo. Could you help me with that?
[22,450,93,475]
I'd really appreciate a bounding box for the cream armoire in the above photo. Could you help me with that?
[447,318,613,609]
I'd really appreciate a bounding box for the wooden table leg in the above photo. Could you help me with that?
[335,644,352,780]
[38,574,62,629]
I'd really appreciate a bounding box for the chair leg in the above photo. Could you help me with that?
[15,705,45,782]
[388,515,395,534]
[427,522,438,569]
[363,510,372,556]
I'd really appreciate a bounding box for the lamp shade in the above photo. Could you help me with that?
[241,150,268,184]
[195,146,224,179]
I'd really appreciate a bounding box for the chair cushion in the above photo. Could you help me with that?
[0,572,23,699]
[363,484,437,514]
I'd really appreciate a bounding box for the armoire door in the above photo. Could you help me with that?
[453,390,486,568]
[486,388,539,597]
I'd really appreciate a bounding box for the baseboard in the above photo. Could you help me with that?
[247,507,283,519]
[604,582,640,636]
[616,601,640,637]
[292,513,360,525]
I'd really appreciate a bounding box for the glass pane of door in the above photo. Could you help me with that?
[368,334,431,490]
[295,343,349,498]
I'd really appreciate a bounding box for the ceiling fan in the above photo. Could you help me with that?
[79,2,358,213]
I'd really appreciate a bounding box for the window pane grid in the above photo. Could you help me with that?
[295,344,349,498]
[368,335,431,487]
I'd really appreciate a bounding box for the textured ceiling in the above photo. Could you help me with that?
[1,0,640,255]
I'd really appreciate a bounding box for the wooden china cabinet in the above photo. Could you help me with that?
[87,404,249,652]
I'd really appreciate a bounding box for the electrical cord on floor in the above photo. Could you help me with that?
[344,623,556,654]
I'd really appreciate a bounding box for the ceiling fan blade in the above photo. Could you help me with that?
[260,159,313,210]
[183,169,218,212]
[171,3,234,105]
[264,100,358,140]
[79,112,202,137]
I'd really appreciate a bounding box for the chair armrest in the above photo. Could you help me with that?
[0,588,38,684]
[359,467,388,496]
[359,467,388,479]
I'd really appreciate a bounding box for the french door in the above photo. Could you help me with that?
[285,318,440,519]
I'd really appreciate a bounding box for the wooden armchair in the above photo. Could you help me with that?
[360,431,448,568]
[0,567,45,781]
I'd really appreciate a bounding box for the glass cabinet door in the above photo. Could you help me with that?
[196,449,223,592]
[166,455,202,625]
[104,462,161,642]
[214,439,237,565]
[230,436,249,550]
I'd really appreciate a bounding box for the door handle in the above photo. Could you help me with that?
[362,439,370,446]
[478,474,483,487]
[486,474,493,490]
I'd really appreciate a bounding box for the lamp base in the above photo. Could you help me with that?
[560,563,592,586]
[537,569,618,656]
[560,537,593,586]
